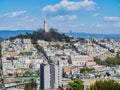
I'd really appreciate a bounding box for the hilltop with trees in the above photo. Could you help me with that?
[9,28,72,44]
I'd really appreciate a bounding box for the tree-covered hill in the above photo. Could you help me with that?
[9,28,72,43]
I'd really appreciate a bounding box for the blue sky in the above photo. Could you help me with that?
[0,0,120,34]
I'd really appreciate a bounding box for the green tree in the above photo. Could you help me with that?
[34,44,44,53]
[47,60,52,63]
[15,72,19,77]
[31,79,37,90]
[0,43,5,90]
[34,70,40,76]
[87,80,120,90]
[80,68,95,73]
[68,78,83,90]
[94,57,120,67]
[9,27,71,43]
[116,52,120,59]
[24,83,33,90]
[24,79,37,90]
[23,71,32,76]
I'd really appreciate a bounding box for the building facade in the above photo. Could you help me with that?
[40,61,62,90]
[40,63,50,90]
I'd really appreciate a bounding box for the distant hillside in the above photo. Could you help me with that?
[0,37,4,42]
[0,30,120,39]
[0,30,33,38]
[64,32,120,39]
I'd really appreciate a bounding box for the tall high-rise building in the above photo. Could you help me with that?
[40,63,50,90]
[40,61,62,90]
[43,19,48,32]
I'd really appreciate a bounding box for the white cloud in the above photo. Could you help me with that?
[91,23,103,28]
[1,10,36,22]
[51,15,77,21]
[29,18,36,22]
[80,24,85,27]
[96,23,103,27]
[0,18,38,30]
[104,16,120,21]
[68,15,77,20]
[3,10,27,18]
[70,23,85,28]
[93,13,99,17]
[16,16,29,20]
[42,0,96,12]
[0,10,38,30]
[113,22,120,27]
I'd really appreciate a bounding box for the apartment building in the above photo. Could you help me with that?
[40,61,62,90]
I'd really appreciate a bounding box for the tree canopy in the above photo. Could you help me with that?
[24,79,37,90]
[9,28,71,44]
[87,80,120,90]
[94,57,120,67]
[80,68,95,73]
[34,44,44,53]
[68,78,83,90]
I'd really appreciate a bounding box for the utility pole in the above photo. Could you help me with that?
[0,43,5,90]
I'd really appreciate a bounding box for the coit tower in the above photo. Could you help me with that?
[43,19,48,32]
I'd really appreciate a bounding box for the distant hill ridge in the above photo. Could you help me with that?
[64,32,120,39]
[0,37,4,42]
[0,30,120,39]
[0,30,33,38]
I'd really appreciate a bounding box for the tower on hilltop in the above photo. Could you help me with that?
[43,19,48,32]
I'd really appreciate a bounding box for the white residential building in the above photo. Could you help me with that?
[70,55,93,67]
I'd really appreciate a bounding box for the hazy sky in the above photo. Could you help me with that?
[0,0,120,34]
